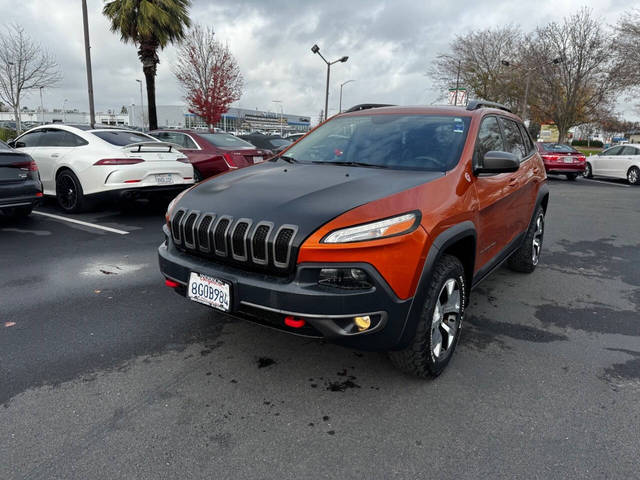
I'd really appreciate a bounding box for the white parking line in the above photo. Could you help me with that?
[33,211,130,235]
[582,178,630,188]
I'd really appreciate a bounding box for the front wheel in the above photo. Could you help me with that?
[507,206,545,273]
[583,162,593,179]
[627,166,640,185]
[56,170,88,213]
[388,255,465,378]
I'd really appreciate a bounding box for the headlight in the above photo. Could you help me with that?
[322,212,419,243]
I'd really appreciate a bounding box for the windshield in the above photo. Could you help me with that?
[540,143,577,153]
[198,133,255,148]
[284,114,471,171]
[92,130,157,146]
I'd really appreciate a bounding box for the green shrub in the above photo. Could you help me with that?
[0,128,17,142]
[571,139,603,148]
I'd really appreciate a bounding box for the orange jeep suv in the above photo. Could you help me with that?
[159,101,549,377]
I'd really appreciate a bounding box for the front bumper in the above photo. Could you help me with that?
[158,227,413,351]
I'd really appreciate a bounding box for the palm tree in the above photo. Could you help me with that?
[103,0,191,130]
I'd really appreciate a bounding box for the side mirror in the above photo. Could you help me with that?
[475,151,519,175]
[6,139,15,148]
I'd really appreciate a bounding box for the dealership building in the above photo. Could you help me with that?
[128,105,311,133]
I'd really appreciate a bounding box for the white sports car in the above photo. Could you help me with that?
[10,125,195,211]
[583,144,640,185]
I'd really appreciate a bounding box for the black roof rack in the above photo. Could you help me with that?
[466,100,511,113]
[343,103,396,113]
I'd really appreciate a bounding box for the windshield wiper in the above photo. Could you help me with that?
[274,155,297,163]
[311,160,388,169]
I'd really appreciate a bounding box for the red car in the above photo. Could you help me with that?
[536,142,586,180]
[149,130,271,181]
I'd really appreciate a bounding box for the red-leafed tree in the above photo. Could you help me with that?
[174,24,243,127]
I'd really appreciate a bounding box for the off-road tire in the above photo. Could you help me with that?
[388,254,466,378]
[507,206,545,273]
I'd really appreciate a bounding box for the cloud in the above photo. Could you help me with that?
[0,0,636,120]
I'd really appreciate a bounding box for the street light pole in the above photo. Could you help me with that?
[311,44,348,121]
[272,100,283,136]
[136,79,144,130]
[81,0,96,128]
[501,57,563,122]
[39,86,44,125]
[339,80,355,113]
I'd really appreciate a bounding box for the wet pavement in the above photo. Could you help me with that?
[1,177,639,479]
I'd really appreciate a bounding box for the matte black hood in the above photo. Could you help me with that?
[177,161,442,244]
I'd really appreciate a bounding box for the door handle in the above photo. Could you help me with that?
[508,177,518,187]
[51,153,60,158]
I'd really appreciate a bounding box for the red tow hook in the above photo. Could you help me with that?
[165,279,180,288]
[284,316,306,328]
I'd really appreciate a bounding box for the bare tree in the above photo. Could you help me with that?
[429,26,523,110]
[527,8,624,142]
[613,8,640,111]
[0,24,61,131]
[174,24,243,128]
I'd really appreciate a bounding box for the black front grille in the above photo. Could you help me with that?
[170,210,297,274]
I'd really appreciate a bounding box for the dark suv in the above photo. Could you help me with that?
[159,102,549,377]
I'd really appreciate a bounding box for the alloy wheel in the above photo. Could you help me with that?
[532,213,544,265]
[628,168,639,185]
[583,164,591,178]
[431,278,461,359]
[57,174,78,211]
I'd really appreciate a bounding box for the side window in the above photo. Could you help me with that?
[518,123,535,155]
[603,146,623,156]
[475,116,504,162]
[620,146,636,156]
[499,118,526,160]
[173,133,197,149]
[39,129,87,147]
[15,130,43,148]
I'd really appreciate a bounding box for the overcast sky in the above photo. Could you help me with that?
[1,0,636,122]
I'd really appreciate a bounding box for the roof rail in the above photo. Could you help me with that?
[343,103,396,113]
[466,100,512,113]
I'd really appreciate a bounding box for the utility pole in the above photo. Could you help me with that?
[136,79,144,129]
[454,60,461,106]
[39,86,44,124]
[82,0,96,128]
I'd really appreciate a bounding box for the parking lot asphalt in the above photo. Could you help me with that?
[1,177,639,479]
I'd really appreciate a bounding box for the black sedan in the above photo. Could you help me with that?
[0,140,42,218]
[238,133,292,154]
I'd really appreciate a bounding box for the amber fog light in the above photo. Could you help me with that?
[354,316,371,332]
[318,268,373,290]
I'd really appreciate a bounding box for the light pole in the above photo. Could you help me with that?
[311,44,348,121]
[272,100,284,136]
[339,80,355,113]
[39,86,44,124]
[136,79,144,130]
[81,0,95,128]
[62,99,68,123]
[501,57,563,121]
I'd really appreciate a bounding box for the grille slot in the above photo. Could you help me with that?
[273,225,298,268]
[172,211,297,274]
[182,212,199,248]
[231,220,251,261]
[197,214,214,252]
[251,223,271,265]
[171,209,185,244]
[213,217,232,256]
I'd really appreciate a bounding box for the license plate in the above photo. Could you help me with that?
[252,156,264,164]
[564,157,574,163]
[156,174,173,184]
[187,272,231,312]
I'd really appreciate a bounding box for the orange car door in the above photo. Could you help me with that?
[472,115,521,270]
